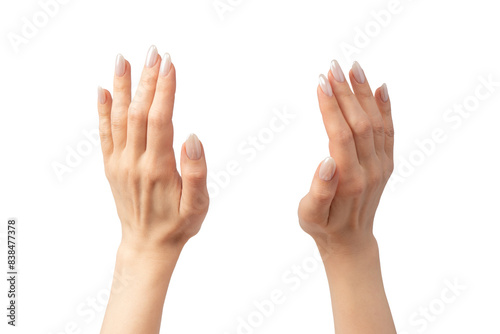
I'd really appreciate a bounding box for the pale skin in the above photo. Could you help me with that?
[97,45,395,333]
[97,45,209,334]
[298,60,396,333]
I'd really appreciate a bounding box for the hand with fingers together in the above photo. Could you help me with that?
[298,60,397,334]
[97,45,209,334]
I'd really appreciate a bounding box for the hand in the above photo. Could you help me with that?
[298,60,394,255]
[97,45,209,256]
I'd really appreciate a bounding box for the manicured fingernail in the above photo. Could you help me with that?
[330,60,345,83]
[380,83,389,102]
[319,74,333,97]
[115,54,126,77]
[186,134,202,160]
[352,61,366,84]
[97,86,106,104]
[160,53,172,76]
[319,157,336,181]
[145,45,158,68]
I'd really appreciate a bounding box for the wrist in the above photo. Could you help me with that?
[119,229,187,255]
[112,243,183,292]
[314,233,379,261]
[319,237,382,284]
[116,239,184,269]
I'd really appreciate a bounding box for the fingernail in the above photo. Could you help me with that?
[145,45,158,68]
[160,53,172,76]
[97,86,106,104]
[319,74,333,97]
[330,60,345,83]
[352,61,366,84]
[186,134,202,160]
[115,54,126,77]
[380,83,389,102]
[319,157,336,181]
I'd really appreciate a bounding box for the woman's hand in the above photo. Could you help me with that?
[298,60,397,334]
[98,45,209,257]
[298,60,394,255]
[97,45,209,334]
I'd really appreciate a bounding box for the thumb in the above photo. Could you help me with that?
[180,134,209,220]
[298,157,339,226]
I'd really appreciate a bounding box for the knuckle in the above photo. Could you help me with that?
[110,116,124,129]
[113,84,129,95]
[353,119,373,137]
[140,75,157,91]
[148,112,167,130]
[187,169,207,183]
[348,180,366,197]
[97,107,109,117]
[312,189,332,204]
[112,101,130,111]
[384,160,394,178]
[99,133,112,147]
[367,168,383,186]
[128,104,146,124]
[385,127,395,138]
[98,126,110,139]
[356,89,373,99]
[372,121,385,137]
[333,128,354,145]
[387,159,394,174]
[297,197,309,215]
[143,158,166,183]
[337,90,355,100]
[298,213,315,227]
[188,193,209,213]
[144,167,161,183]
[298,203,318,226]
[117,163,136,183]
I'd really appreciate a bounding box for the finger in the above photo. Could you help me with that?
[318,74,359,170]
[349,61,385,158]
[97,86,113,159]
[329,60,377,164]
[179,134,209,221]
[111,54,131,151]
[147,53,176,158]
[375,83,394,160]
[126,45,161,154]
[298,157,339,226]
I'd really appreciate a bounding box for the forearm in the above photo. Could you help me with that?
[319,237,396,334]
[100,242,183,334]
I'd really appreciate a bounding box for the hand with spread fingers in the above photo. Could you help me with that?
[298,60,397,334]
[97,45,209,334]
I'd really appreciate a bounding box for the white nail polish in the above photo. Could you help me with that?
[319,74,333,97]
[186,134,202,160]
[352,61,366,84]
[381,83,389,102]
[160,53,172,76]
[115,54,126,77]
[97,86,106,104]
[319,157,336,181]
[330,60,345,83]
[145,45,158,68]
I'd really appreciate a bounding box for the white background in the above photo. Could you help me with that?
[1,0,499,333]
